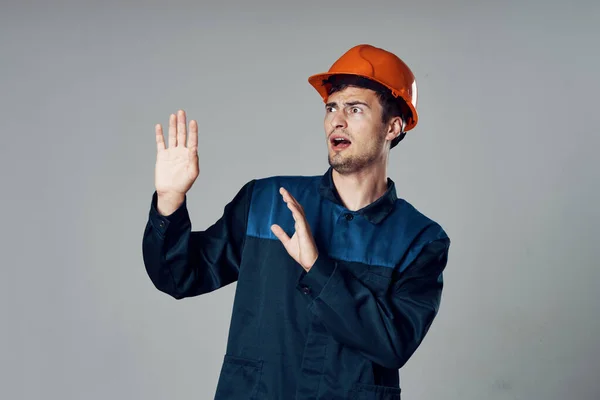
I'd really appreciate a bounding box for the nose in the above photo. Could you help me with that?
[330,111,347,130]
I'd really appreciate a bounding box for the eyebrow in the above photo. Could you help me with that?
[326,101,371,109]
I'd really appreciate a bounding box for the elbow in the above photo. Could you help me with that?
[144,264,186,299]
[391,356,410,370]
[169,292,186,300]
[382,326,437,369]
[377,352,412,370]
[150,279,187,300]
[376,332,424,369]
[382,305,440,368]
[146,276,178,298]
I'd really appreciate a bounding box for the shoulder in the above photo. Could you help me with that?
[386,197,450,272]
[393,197,450,242]
[253,173,321,188]
[251,173,322,199]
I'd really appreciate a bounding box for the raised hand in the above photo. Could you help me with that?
[271,187,319,272]
[154,109,199,215]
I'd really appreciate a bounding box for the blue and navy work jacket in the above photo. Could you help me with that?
[142,167,450,400]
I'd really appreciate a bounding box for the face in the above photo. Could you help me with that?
[324,86,398,175]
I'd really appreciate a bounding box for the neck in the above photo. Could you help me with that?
[331,163,389,211]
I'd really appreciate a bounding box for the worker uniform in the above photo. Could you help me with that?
[142,166,450,400]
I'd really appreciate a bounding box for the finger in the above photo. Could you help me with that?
[168,113,177,148]
[283,199,310,238]
[288,202,310,235]
[188,119,198,151]
[278,188,313,243]
[155,124,165,151]
[280,187,305,217]
[281,187,302,211]
[271,224,290,244]
[286,201,300,222]
[177,109,187,147]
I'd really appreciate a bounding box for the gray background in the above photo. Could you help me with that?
[2,0,599,399]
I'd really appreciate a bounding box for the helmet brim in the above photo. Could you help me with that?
[308,72,418,131]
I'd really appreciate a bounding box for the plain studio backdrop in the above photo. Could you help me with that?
[1,0,599,399]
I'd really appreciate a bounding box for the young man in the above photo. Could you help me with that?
[142,44,450,400]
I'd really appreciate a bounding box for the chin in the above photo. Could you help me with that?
[329,158,357,174]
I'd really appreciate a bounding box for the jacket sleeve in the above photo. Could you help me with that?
[297,237,450,369]
[142,180,255,299]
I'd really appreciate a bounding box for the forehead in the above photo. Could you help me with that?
[327,86,378,103]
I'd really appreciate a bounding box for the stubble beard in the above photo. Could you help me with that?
[328,134,386,175]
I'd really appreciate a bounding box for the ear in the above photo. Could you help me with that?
[384,116,404,142]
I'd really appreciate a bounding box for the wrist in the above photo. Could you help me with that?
[156,191,185,216]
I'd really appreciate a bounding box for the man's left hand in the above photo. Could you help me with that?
[271,187,318,272]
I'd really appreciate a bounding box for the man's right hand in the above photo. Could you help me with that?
[154,109,199,216]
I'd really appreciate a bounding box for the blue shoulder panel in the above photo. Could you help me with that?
[247,175,447,271]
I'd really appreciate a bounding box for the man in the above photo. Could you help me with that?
[142,44,450,400]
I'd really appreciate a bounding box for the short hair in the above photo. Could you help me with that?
[323,74,411,149]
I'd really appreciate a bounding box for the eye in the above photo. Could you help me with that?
[350,107,362,114]
[326,106,336,113]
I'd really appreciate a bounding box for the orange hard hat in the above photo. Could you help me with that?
[308,44,418,131]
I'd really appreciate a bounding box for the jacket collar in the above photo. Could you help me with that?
[318,166,398,225]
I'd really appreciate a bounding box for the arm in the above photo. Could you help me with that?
[142,180,255,299]
[297,237,450,369]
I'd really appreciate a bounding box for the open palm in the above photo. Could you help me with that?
[155,110,199,196]
[271,187,319,271]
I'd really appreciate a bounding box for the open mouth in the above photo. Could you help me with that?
[331,137,352,150]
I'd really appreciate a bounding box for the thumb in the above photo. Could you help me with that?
[271,224,290,244]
